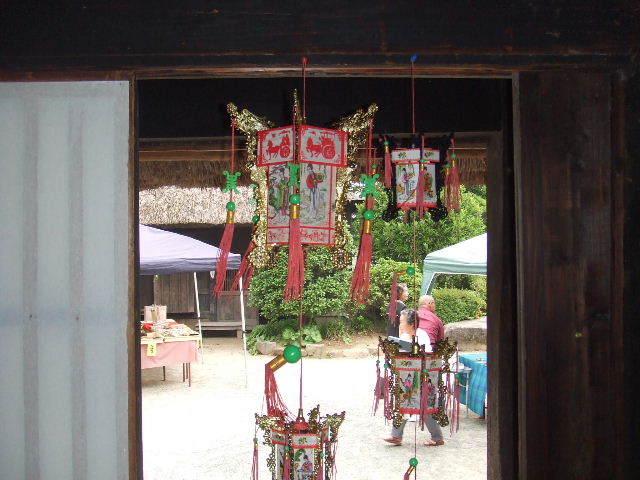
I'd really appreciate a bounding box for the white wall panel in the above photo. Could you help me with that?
[0,82,131,480]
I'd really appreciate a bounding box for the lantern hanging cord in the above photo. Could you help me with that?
[299,295,304,411]
[410,55,417,135]
[302,57,308,121]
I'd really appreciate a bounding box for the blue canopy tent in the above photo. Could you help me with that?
[139,224,240,275]
[420,233,487,294]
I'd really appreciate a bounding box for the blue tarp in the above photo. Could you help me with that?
[139,224,240,275]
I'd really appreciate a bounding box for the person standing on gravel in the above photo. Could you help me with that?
[387,283,409,338]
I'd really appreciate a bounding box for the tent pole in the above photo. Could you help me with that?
[194,272,204,363]
[239,277,248,388]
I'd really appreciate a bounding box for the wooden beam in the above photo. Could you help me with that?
[515,72,622,478]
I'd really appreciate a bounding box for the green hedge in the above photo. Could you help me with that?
[432,288,486,324]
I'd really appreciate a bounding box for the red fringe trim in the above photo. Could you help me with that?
[230,241,256,292]
[284,216,304,300]
[419,374,429,430]
[213,221,235,297]
[350,232,373,302]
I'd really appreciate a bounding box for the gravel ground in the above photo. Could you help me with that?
[142,336,487,480]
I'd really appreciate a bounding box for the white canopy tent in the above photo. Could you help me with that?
[420,233,487,294]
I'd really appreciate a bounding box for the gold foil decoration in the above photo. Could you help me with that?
[226,210,235,224]
[227,103,272,268]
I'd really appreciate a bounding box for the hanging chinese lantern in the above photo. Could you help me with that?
[254,345,345,480]
[227,95,377,300]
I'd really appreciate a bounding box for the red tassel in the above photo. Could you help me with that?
[388,272,400,326]
[317,452,324,480]
[373,359,382,415]
[265,364,293,421]
[444,141,460,212]
[384,138,392,189]
[213,220,235,297]
[419,374,429,430]
[404,465,416,480]
[282,452,291,480]
[251,440,259,480]
[329,441,339,479]
[283,214,304,300]
[383,366,392,420]
[230,240,256,292]
[350,230,373,302]
[415,165,425,218]
[445,165,460,212]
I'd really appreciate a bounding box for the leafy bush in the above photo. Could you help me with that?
[369,186,487,262]
[319,319,352,344]
[246,319,324,354]
[349,315,375,334]
[432,288,486,324]
[249,246,352,321]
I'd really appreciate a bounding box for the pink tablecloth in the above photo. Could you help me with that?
[140,340,199,369]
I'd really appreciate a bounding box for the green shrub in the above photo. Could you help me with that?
[249,246,352,322]
[432,288,486,324]
[349,315,375,334]
[246,319,324,354]
[319,319,351,344]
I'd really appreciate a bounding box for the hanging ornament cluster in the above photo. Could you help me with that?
[374,336,459,437]
[227,93,377,300]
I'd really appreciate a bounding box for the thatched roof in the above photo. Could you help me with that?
[139,186,256,226]
[138,133,489,225]
[139,134,489,190]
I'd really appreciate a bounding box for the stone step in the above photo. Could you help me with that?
[445,317,487,351]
